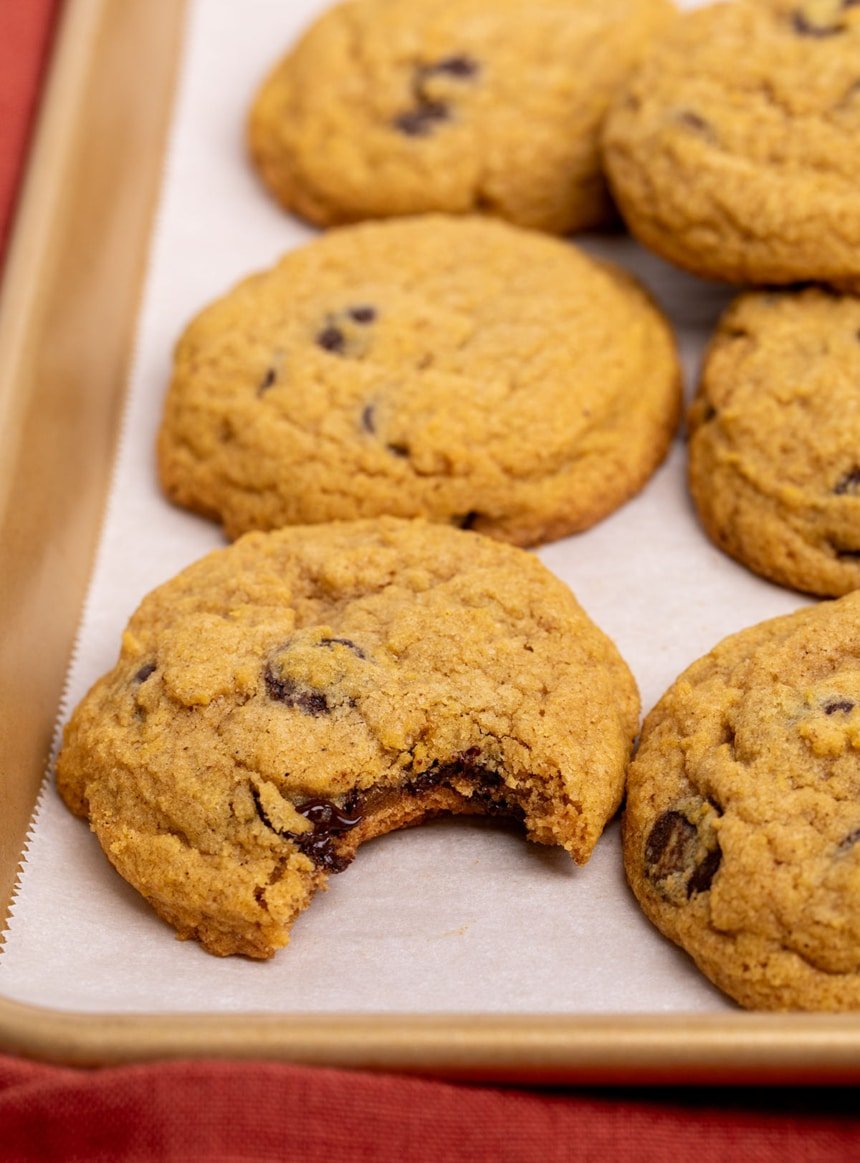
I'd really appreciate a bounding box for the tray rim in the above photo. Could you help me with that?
[1,0,860,1080]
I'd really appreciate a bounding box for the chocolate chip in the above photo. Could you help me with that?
[394,55,478,138]
[317,637,366,659]
[457,511,480,530]
[834,467,860,495]
[258,367,277,395]
[405,750,515,817]
[831,543,860,560]
[393,101,449,137]
[294,832,352,873]
[407,767,447,794]
[792,10,844,35]
[387,441,410,458]
[422,55,479,80]
[824,699,855,715]
[349,306,377,324]
[134,662,156,683]
[644,809,722,898]
[645,811,698,881]
[264,662,331,716]
[675,110,717,142]
[839,827,860,851]
[686,847,722,897]
[699,402,717,424]
[361,404,376,434]
[297,797,363,831]
[292,794,362,872]
[252,787,362,873]
[316,325,346,354]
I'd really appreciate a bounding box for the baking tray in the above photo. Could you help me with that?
[1,0,859,1082]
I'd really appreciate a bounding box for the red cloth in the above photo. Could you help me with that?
[0,0,57,262]
[0,1055,859,1162]
[1,2,859,1159]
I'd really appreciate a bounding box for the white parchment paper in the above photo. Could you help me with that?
[0,0,807,1015]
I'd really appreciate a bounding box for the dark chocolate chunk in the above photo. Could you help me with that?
[839,827,860,851]
[394,56,477,138]
[675,109,716,141]
[387,441,411,458]
[831,543,860,560]
[292,795,362,872]
[834,467,860,495]
[294,833,352,873]
[349,305,377,324]
[316,325,346,354]
[824,699,855,715]
[405,750,516,817]
[422,55,479,80]
[686,845,722,897]
[393,101,449,137]
[263,662,331,716]
[361,404,376,434]
[407,766,447,794]
[134,661,157,683]
[258,367,277,395]
[296,797,363,831]
[644,811,698,881]
[457,511,480,530]
[252,788,362,873]
[699,402,717,424]
[317,637,366,659]
[645,809,721,897]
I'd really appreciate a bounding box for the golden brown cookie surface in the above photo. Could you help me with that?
[624,595,860,1011]
[602,0,860,288]
[688,288,860,597]
[57,518,639,959]
[248,0,675,234]
[158,216,681,547]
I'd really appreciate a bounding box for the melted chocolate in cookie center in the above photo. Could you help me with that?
[252,749,520,875]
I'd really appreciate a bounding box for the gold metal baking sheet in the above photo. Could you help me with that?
[1,0,859,1081]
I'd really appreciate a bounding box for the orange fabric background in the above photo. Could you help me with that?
[1,1,859,1158]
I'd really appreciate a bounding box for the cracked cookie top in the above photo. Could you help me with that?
[688,287,860,597]
[157,215,681,548]
[624,593,860,1010]
[56,517,639,959]
[602,0,860,288]
[247,0,674,235]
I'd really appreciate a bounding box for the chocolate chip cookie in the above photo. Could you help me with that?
[602,0,860,289]
[56,518,639,959]
[157,215,681,547]
[248,0,675,235]
[624,594,860,1011]
[688,288,860,597]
